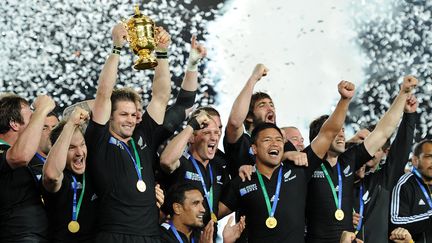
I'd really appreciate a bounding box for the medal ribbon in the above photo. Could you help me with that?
[71,173,86,221]
[355,183,364,234]
[169,221,195,243]
[412,167,432,209]
[321,162,343,210]
[256,166,282,218]
[110,137,143,181]
[189,155,214,214]
[35,153,46,163]
[0,138,10,146]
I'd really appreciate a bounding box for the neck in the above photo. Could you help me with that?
[190,150,210,167]
[0,133,17,146]
[256,162,279,179]
[109,129,131,144]
[327,151,339,166]
[172,217,193,240]
[422,176,432,186]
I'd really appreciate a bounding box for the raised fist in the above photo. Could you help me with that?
[155,26,171,52]
[338,80,355,99]
[250,64,269,81]
[112,23,128,48]
[68,107,89,126]
[404,94,418,113]
[188,35,207,65]
[400,75,418,94]
[195,110,212,129]
[32,95,55,114]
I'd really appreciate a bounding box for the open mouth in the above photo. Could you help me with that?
[72,157,85,170]
[268,149,280,157]
[207,143,216,153]
[266,113,275,123]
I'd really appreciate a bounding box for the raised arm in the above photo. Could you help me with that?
[159,111,211,174]
[364,76,418,156]
[146,27,171,124]
[225,64,268,143]
[311,81,355,159]
[43,107,89,193]
[384,95,417,189]
[6,95,55,169]
[162,35,206,132]
[92,23,127,125]
[182,35,206,92]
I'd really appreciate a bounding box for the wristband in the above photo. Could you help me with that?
[187,117,201,130]
[156,51,168,59]
[112,46,122,55]
[186,48,201,71]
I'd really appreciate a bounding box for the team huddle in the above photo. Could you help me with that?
[0,23,430,243]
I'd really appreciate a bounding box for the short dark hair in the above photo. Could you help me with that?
[47,111,58,119]
[163,183,201,216]
[49,120,83,145]
[245,92,272,131]
[0,94,30,134]
[111,88,142,114]
[413,139,432,157]
[309,115,329,143]
[251,122,282,145]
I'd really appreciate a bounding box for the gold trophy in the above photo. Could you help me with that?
[124,5,158,70]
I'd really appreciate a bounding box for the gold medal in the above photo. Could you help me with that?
[136,180,146,192]
[335,209,344,221]
[211,212,218,222]
[265,216,277,228]
[68,220,80,233]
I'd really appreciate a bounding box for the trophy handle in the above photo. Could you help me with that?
[120,18,131,43]
[154,26,160,45]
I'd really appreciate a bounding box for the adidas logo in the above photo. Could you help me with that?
[419,199,426,206]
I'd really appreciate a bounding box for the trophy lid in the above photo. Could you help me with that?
[134,5,141,16]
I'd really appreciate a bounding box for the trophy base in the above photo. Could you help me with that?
[133,49,158,70]
[133,60,158,70]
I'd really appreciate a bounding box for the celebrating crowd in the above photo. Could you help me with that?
[0,22,430,243]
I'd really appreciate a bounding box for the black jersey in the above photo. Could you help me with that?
[391,172,432,242]
[164,151,230,225]
[305,143,372,243]
[85,111,162,237]
[0,144,49,241]
[221,146,321,243]
[354,112,416,242]
[42,170,98,243]
[160,222,199,243]
[223,131,296,176]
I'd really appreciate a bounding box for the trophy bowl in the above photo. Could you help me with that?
[124,5,158,70]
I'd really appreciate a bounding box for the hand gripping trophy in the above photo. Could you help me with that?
[124,5,159,70]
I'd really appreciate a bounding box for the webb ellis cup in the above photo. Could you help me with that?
[124,5,158,70]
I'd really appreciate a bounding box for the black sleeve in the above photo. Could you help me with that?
[390,175,432,235]
[284,141,297,152]
[135,110,165,150]
[382,112,416,190]
[301,145,324,180]
[84,119,110,166]
[220,177,241,213]
[223,132,254,177]
[0,145,12,173]
[343,143,373,171]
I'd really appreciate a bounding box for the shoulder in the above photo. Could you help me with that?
[395,173,415,187]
